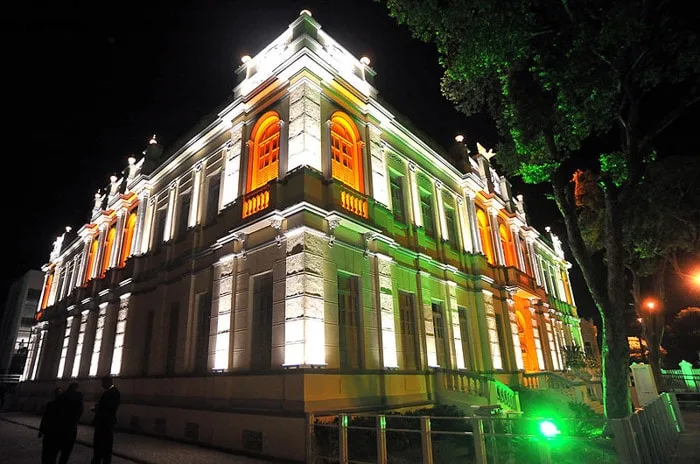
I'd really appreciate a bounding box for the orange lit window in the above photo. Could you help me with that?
[499,223,517,267]
[476,208,495,265]
[120,211,138,267]
[247,112,280,192]
[40,273,54,309]
[101,226,116,276]
[330,113,364,193]
[85,237,99,283]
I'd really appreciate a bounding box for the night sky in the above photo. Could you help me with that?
[5,1,698,325]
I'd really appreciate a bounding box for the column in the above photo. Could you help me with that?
[22,327,41,381]
[487,207,505,265]
[408,162,422,227]
[221,124,243,207]
[77,237,91,284]
[110,294,130,375]
[164,181,177,242]
[375,253,397,368]
[189,162,203,227]
[71,311,89,378]
[436,181,449,241]
[465,191,482,253]
[417,272,437,367]
[287,79,322,172]
[211,255,235,370]
[110,210,126,269]
[456,196,473,253]
[283,231,326,367]
[37,272,49,312]
[48,264,61,307]
[512,225,526,271]
[133,190,151,255]
[57,316,74,378]
[89,304,108,377]
[527,240,542,286]
[507,298,524,370]
[93,226,107,279]
[446,281,465,369]
[368,126,389,206]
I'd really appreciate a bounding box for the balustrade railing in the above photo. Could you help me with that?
[242,185,271,219]
[437,369,521,412]
[339,188,368,218]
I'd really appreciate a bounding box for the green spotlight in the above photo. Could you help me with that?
[539,420,561,438]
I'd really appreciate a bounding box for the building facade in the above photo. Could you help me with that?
[0,270,43,375]
[21,12,583,460]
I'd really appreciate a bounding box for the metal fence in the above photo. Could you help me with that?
[309,412,615,464]
[308,393,687,464]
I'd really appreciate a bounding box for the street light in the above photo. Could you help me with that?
[644,299,656,311]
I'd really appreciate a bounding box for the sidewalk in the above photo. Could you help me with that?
[0,412,274,464]
[671,409,700,463]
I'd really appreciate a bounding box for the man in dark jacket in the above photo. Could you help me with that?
[91,375,120,464]
[57,382,83,464]
[38,387,63,464]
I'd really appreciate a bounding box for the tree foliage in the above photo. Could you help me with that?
[383,0,700,419]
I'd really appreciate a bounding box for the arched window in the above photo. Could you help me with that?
[476,208,495,264]
[499,222,517,267]
[85,237,99,283]
[247,112,281,192]
[101,226,116,276]
[120,211,138,267]
[330,112,364,193]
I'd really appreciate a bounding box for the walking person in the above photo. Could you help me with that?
[38,386,63,464]
[91,375,120,464]
[57,382,83,464]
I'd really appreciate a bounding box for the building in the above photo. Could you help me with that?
[0,270,43,375]
[580,317,601,365]
[20,11,583,460]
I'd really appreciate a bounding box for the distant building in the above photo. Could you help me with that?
[0,270,43,374]
[579,318,601,365]
[21,12,584,460]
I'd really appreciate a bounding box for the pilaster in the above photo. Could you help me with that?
[287,79,322,172]
[374,253,397,368]
[446,281,465,370]
[211,255,235,371]
[221,125,243,207]
[368,125,389,206]
[417,271,437,367]
[283,231,326,367]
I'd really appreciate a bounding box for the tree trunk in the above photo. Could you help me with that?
[551,180,632,419]
[602,188,632,419]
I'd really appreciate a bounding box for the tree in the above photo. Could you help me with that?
[624,157,700,389]
[664,307,700,367]
[383,0,700,418]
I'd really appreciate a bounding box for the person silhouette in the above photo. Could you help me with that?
[57,382,83,464]
[91,375,120,464]
[38,386,63,464]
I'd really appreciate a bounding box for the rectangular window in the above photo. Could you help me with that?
[177,193,191,239]
[195,293,211,373]
[251,274,273,370]
[398,292,418,369]
[90,307,107,377]
[206,175,221,223]
[432,302,446,366]
[71,313,88,378]
[337,273,360,370]
[445,204,459,249]
[57,317,73,379]
[458,307,471,370]
[390,174,406,223]
[153,209,167,249]
[166,303,179,374]
[420,190,435,238]
[110,298,129,376]
[483,292,503,370]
